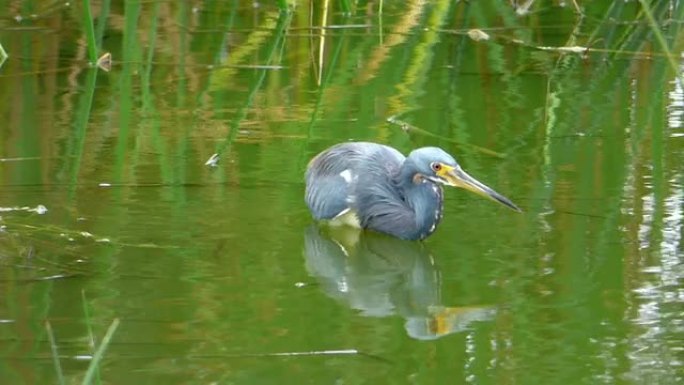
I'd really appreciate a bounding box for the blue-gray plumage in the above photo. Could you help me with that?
[305,142,520,240]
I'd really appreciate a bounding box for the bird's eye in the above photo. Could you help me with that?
[431,162,442,172]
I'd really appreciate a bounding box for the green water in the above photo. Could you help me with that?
[0,1,682,384]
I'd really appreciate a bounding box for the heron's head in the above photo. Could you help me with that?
[406,147,521,212]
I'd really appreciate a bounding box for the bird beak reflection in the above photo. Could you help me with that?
[442,166,521,212]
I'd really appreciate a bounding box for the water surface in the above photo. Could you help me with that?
[0,2,682,384]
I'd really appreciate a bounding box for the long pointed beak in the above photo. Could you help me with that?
[443,166,521,212]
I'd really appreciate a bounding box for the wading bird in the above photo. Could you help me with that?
[305,142,520,240]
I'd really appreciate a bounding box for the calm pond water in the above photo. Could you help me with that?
[0,1,683,384]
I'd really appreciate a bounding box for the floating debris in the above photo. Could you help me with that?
[0,205,48,214]
[0,42,7,68]
[536,45,588,54]
[467,29,490,41]
[205,153,220,167]
[0,156,41,162]
[255,349,358,357]
[35,274,78,281]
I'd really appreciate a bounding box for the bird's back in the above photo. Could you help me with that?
[305,142,405,221]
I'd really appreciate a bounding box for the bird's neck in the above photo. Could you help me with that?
[396,171,444,240]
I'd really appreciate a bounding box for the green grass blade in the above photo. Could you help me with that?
[94,0,111,48]
[339,0,352,15]
[81,318,120,385]
[45,321,66,385]
[67,68,98,202]
[81,0,98,64]
[277,0,290,12]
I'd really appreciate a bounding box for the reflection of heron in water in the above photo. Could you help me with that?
[303,225,495,340]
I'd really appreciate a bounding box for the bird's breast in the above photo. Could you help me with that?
[414,183,444,240]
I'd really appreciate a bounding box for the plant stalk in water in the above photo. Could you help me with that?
[45,321,66,385]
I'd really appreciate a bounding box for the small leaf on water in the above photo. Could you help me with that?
[467,29,490,41]
[205,153,220,167]
[0,205,47,214]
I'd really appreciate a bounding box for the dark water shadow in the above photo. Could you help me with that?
[303,225,495,340]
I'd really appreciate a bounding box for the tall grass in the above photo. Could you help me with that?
[66,68,98,202]
[637,0,683,82]
[94,0,111,47]
[80,0,98,64]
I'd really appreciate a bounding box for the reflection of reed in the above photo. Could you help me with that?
[386,0,451,116]
[303,225,495,340]
[354,0,428,85]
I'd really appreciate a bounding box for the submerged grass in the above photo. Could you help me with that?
[81,318,120,385]
[44,291,120,385]
[81,290,101,384]
[45,321,66,385]
[46,314,120,385]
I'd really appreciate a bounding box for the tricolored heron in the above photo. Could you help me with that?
[305,142,520,240]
